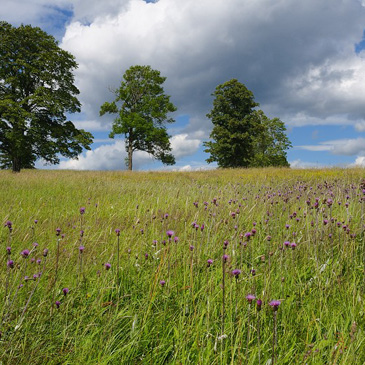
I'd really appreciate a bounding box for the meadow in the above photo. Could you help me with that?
[0,168,364,364]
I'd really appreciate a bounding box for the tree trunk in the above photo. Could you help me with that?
[12,156,21,173]
[128,142,133,171]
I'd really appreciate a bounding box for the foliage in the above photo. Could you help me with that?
[0,22,93,172]
[204,79,291,168]
[100,65,177,170]
[0,168,364,363]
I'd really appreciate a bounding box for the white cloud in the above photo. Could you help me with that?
[289,159,325,169]
[58,133,201,170]
[353,156,365,166]
[296,138,365,156]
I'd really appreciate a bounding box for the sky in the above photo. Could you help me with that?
[2,0,365,170]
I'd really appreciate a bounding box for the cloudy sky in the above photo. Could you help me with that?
[2,0,365,170]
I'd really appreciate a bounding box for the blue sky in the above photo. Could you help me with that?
[2,0,365,170]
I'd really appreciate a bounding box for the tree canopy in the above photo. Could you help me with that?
[0,22,93,172]
[204,79,291,168]
[100,65,176,170]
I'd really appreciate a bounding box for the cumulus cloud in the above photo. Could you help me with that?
[58,133,201,170]
[58,0,365,135]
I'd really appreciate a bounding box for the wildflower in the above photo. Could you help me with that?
[145,253,148,259]
[105,263,111,270]
[269,300,281,311]
[246,294,256,303]
[37,259,41,265]
[256,299,262,311]
[222,254,229,263]
[21,249,30,258]
[43,248,49,257]
[62,288,69,296]
[80,230,84,237]
[284,241,290,248]
[160,280,166,287]
[223,240,229,249]
[33,242,38,247]
[79,245,85,253]
[291,242,297,249]
[207,259,213,267]
[189,245,194,251]
[174,236,179,243]
[232,269,241,278]
[7,260,14,269]
[166,230,174,238]
[34,220,38,224]
[6,247,11,254]
[56,228,61,236]
[80,207,85,214]
[55,301,61,309]
[115,228,120,236]
[5,220,12,231]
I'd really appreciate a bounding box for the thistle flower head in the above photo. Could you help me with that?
[256,299,263,310]
[160,280,166,287]
[80,207,85,215]
[56,228,61,236]
[166,230,174,238]
[246,294,256,303]
[55,301,61,309]
[6,246,11,254]
[189,245,194,251]
[115,228,121,236]
[207,259,213,267]
[105,262,111,270]
[62,288,69,296]
[222,254,229,263]
[269,300,281,311]
[232,269,241,278]
[79,245,85,253]
[7,260,14,269]
[21,249,30,258]
[43,248,49,257]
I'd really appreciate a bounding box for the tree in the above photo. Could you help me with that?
[100,65,177,170]
[0,22,93,172]
[204,79,291,168]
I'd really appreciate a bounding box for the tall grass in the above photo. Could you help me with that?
[0,168,364,364]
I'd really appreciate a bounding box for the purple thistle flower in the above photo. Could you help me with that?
[56,228,61,236]
[79,245,85,253]
[7,260,14,269]
[55,300,61,309]
[222,254,229,263]
[200,224,205,232]
[244,232,252,240]
[291,242,297,249]
[115,228,121,236]
[33,274,38,280]
[284,241,290,248]
[6,246,11,254]
[246,294,256,303]
[256,299,262,311]
[21,249,30,258]
[34,220,38,224]
[269,300,281,311]
[145,253,149,259]
[189,245,194,251]
[62,288,69,296]
[33,242,38,247]
[207,259,213,267]
[166,230,174,238]
[43,248,49,257]
[105,262,111,270]
[80,230,84,237]
[232,269,241,278]
[251,228,257,235]
[37,259,41,265]
[80,207,85,215]
[160,280,166,287]
[174,236,179,243]
[5,220,12,230]
[223,240,229,249]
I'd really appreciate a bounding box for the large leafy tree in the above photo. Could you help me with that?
[204,79,291,168]
[100,65,176,170]
[0,22,93,172]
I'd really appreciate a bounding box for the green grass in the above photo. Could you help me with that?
[0,168,364,364]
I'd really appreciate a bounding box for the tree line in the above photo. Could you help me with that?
[0,22,291,172]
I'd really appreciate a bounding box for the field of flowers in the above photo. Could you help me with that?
[1,168,364,364]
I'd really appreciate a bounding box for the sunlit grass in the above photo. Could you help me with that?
[0,167,364,364]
